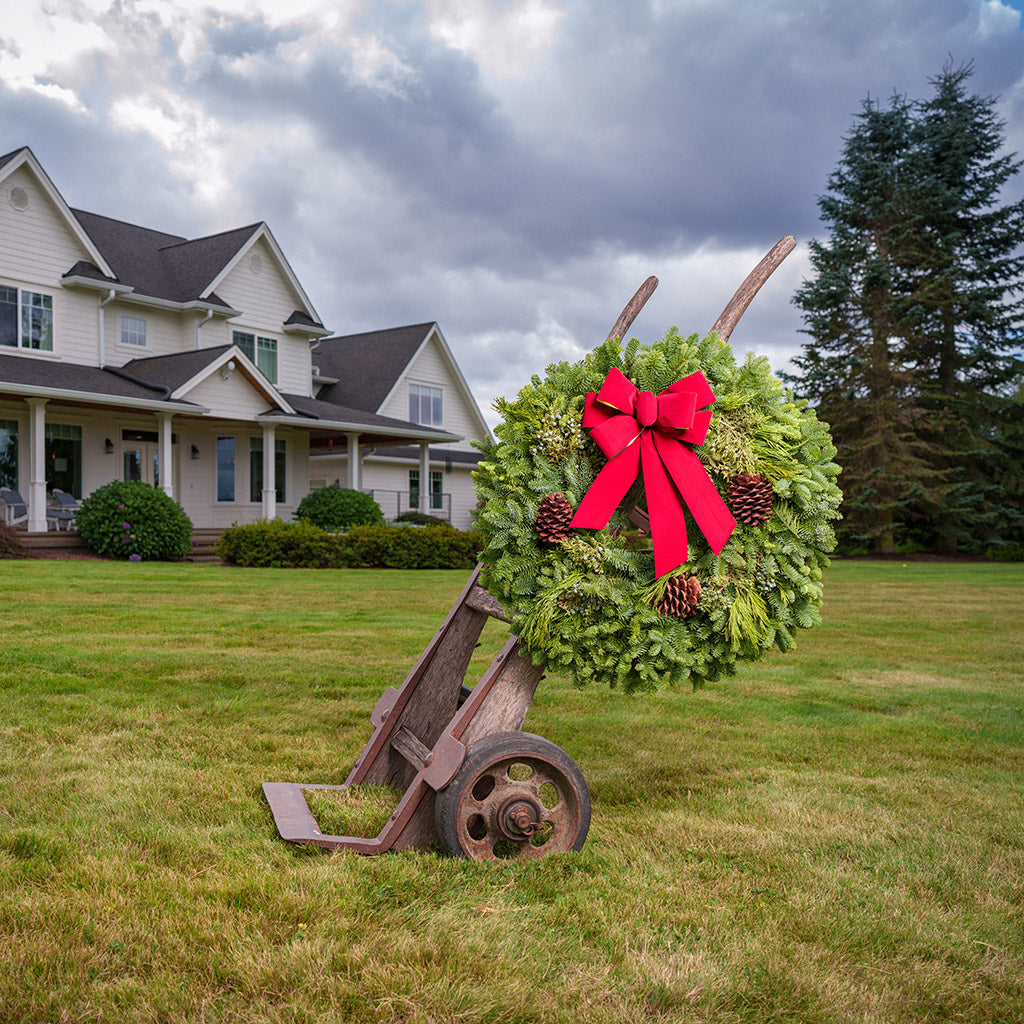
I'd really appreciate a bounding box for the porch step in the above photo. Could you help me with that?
[188,528,225,564]
[21,531,90,556]
[17,528,225,563]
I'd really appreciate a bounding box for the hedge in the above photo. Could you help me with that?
[215,519,484,570]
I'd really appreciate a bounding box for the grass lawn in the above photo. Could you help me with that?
[1,558,1022,1023]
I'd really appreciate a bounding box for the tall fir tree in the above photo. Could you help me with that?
[903,63,1024,553]
[789,93,938,554]
[790,63,1024,555]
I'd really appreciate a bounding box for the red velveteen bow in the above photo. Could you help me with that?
[569,367,737,578]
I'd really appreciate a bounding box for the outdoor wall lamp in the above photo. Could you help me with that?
[104,438,114,454]
[191,444,200,460]
[219,359,237,380]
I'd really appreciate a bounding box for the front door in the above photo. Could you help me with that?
[123,443,160,487]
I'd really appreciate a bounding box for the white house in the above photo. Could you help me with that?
[308,324,491,529]
[0,146,487,535]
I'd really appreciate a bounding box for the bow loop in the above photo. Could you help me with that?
[570,367,736,577]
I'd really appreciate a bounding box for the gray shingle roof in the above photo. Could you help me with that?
[371,445,482,465]
[278,393,453,437]
[0,352,196,404]
[313,324,434,412]
[122,346,233,392]
[70,209,255,306]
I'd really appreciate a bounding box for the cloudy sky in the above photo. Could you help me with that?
[3,0,1023,428]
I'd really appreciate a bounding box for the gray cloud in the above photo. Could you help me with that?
[3,0,1022,427]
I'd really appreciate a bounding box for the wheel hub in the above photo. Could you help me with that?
[498,796,542,839]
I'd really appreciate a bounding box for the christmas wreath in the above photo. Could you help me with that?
[472,329,842,693]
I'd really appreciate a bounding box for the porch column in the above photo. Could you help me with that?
[418,442,431,514]
[27,398,47,533]
[346,432,361,491]
[261,423,277,520]
[158,413,174,498]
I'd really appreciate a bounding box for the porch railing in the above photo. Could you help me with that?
[365,489,451,523]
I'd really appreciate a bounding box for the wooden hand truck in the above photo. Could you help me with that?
[263,238,796,861]
[263,566,590,861]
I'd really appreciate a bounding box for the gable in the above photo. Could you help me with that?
[1,165,99,286]
[178,365,281,420]
[376,327,490,449]
[313,324,433,411]
[213,236,307,330]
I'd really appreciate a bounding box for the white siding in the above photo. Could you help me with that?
[309,452,479,530]
[0,167,92,286]
[376,332,485,453]
[0,166,100,365]
[176,423,308,528]
[105,303,193,361]
[179,369,275,420]
[213,238,313,397]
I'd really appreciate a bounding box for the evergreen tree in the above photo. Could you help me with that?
[789,94,937,554]
[790,63,1024,555]
[903,63,1024,553]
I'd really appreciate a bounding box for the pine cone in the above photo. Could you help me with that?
[728,473,773,527]
[535,493,574,543]
[657,574,702,619]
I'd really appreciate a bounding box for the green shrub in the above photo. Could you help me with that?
[335,524,483,570]
[295,486,382,531]
[395,510,450,526]
[75,481,193,561]
[0,521,25,559]
[214,519,339,568]
[214,519,483,570]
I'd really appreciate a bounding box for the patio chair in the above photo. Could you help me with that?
[1,487,28,527]
[48,489,78,531]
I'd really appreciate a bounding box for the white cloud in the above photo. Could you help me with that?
[423,0,565,76]
[976,0,1022,38]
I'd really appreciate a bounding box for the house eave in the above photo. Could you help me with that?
[284,323,331,338]
[270,414,461,443]
[0,381,208,414]
[61,276,133,295]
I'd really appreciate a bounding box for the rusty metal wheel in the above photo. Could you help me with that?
[434,731,591,861]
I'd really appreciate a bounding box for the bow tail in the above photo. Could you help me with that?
[640,434,690,578]
[653,432,737,557]
[569,441,641,530]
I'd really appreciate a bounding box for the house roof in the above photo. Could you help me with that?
[0,349,456,444]
[122,346,235,393]
[0,352,201,410]
[370,445,483,465]
[70,210,254,310]
[1,146,324,328]
[313,323,435,411]
[276,393,458,444]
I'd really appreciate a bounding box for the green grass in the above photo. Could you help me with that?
[1,559,1022,1023]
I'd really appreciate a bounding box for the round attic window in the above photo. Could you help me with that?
[8,185,30,212]
[248,253,264,275]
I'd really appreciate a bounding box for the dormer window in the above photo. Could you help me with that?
[1,287,53,351]
[409,383,443,427]
[233,330,278,384]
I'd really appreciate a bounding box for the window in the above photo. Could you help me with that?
[249,436,286,503]
[1,287,53,351]
[409,384,443,427]
[233,331,278,383]
[409,469,443,510]
[217,437,235,502]
[120,315,147,347]
[45,423,81,497]
[0,419,17,489]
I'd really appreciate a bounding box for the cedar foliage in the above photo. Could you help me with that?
[789,62,1024,555]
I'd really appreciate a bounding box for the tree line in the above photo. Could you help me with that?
[787,62,1024,556]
